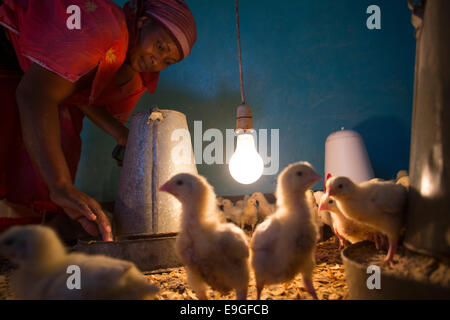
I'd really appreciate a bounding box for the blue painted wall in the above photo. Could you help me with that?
[75,0,416,199]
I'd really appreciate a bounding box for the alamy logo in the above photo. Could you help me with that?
[66,265,81,290]
[66,5,81,30]
[366,265,381,289]
[170,121,280,176]
[366,5,381,30]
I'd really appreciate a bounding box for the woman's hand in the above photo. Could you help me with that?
[16,63,114,240]
[16,63,113,240]
[49,184,113,241]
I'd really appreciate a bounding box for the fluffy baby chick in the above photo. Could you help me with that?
[0,225,159,300]
[250,192,275,221]
[250,162,322,300]
[220,199,243,225]
[326,177,407,264]
[235,195,250,209]
[314,191,333,228]
[306,190,323,242]
[159,173,250,300]
[319,193,384,249]
[241,198,259,232]
[217,196,225,209]
[313,191,324,209]
[216,197,228,223]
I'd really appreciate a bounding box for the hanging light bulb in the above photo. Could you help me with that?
[229,129,264,184]
[228,0,264,184]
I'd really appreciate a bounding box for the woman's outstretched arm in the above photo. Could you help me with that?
[15,63,113,241]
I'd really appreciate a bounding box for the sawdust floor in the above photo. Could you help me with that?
[0,237,349,300]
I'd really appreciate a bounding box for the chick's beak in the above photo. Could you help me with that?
[318,203,326,212]
[159,182,172,194]
[310,172,322,184]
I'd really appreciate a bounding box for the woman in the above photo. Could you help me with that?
[0,0,197,241]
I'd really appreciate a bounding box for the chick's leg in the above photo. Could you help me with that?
[334,228,346,249]
[302,275,318,300]
[383,236,398,265]
[255,279,264,300]
[186,268,208,300]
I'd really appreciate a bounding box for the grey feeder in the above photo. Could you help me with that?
[75,109,197,271]
[342,241,450,300]
[74,233,182,272]
[115,109,198,238]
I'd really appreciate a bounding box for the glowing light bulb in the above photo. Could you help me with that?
[229,132,264,184]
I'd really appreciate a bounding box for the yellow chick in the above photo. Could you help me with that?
[319,193,387,249]
[0,225,159,300]
[235,194,250,209]
[326,176,407,264]
[159,173,250,300]
[241,198,259,232]
[250,162,322,300]
[250,192,275,221]
[219,198,242,225]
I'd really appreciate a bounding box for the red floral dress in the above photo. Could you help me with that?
[0,0,159,230]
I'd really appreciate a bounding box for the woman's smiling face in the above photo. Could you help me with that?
[128,17,182,73]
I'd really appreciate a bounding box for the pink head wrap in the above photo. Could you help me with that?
[124,0,197,60]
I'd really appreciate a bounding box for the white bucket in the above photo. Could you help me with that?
[324,128,374,188]
[114,109,198,237]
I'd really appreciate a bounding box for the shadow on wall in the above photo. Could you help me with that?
[353,115,410,180]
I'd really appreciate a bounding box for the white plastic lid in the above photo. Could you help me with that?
[326,128,362,143]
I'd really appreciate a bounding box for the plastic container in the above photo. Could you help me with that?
[114,109,198,238]
[324,128,374,187]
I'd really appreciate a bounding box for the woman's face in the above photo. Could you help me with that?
[128,17,181,73]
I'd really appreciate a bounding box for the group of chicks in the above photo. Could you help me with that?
[159,161,322,300]
[316,170,409,264]
[216,193,275,233]
[0,164,409,300]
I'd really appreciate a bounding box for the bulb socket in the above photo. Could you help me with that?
[235,105,253,130]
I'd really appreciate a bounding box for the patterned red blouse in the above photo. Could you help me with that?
[0,0,159,222]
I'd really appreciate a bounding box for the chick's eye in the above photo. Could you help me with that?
[329,200,333,204]
[296,171,303,176]
[176,180,183,186]
[338,184,343,189]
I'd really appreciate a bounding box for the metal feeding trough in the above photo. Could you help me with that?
[342,241,450,299]
[73,204,183,272]
[74,232,182,272]
[75,109,198,271]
